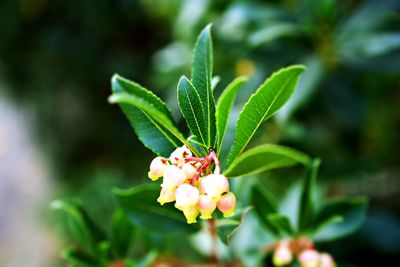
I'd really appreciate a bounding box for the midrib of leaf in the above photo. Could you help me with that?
[182,80,207,144]
[144,112,181,148]
[125,200,187,223]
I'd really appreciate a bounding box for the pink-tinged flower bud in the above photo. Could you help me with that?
[157,187,176,205]
[298,250,320,267]
[170,145,192,165]
[182,205,199,224]
[197,195,217,219]
[273,241,293,266]
[200,174,229,199]
[217,192,236,217]
[148,157,168,181]
[319,253,336,267]
[175,184,200,210]
[181,163,197,180]
[162,165,186,190]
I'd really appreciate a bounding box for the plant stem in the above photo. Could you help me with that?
[208,218,220,265]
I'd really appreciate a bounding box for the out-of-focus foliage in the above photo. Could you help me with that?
[1,0,399,266]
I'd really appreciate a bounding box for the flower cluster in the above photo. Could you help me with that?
[273,238,336,267]
[148,145,236,224]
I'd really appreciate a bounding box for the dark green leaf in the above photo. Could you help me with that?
[267,213,294,236]
[113,184,200,234]
[216,207,252,245]
[191,24,216,147]
[312,197,368,242]
[111,209,134,259]
[251,183,280,236]
[298,158,320,231]
[227,65,306,166]
[62,248,98,267]
[224,144,311,177]
[216,76,247,153]
[177,76,207,146]
[111,74,182,157]
[51,200,106,256]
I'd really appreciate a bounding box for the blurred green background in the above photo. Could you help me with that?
[0,0,399,266]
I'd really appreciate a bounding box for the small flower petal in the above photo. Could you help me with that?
[217,192,236,217]
[175,184,200,210]
[197,195,217,219]
[148,157,168,181]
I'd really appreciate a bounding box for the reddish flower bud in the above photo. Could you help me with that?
[217,192,236,217]
[197,195,217,219]
[273,241,293,266]
[319,253,336,267]
[298,249,320,267]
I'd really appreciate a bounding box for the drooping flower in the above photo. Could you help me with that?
[319,253,336,267]
[197,194,217,219]
[170,145,192,165]
[148,157,168,181]
[217,192,236,217]
[181,163,197,180]
[175,184,200,210]
[200,174,229,200]
[298,249,320,267]
[157,187,176,205]
[162,165,186,190]
[273,240,293,266]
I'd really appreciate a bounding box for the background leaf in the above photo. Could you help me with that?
[227,65,306,166]
[298,158,320,231]
[216,207,252,245]
[61,248,98,267]
[111,74,182,157]
[312,197,368,242]
[111,209,134,259]
[113,183,200,234]
[191,24,216,147]
[251,183,280,236]
[51,200,106,256]
[216,76,247,153]
[224,144,311,177]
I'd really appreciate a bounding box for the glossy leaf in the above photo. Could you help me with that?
[216,207,252,245]
[227,65,306,166]
[251,183,280,236]
[111,209,134,258]
[312,197,368,242]
[177,76,207,146]
[224,144,311,177]
[51,200,106,256]
[191,24,216,147]
[298,158,320,231]
[108,91,200,157]
[216,76,247,153]
[111,74,182,157]
[113,184,200,234]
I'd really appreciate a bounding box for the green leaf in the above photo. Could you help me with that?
[177,76,207,146]
[216,76,247,153]
[191,24,216,147]
[298,158,320,231]
[111,209,134,259]
[251,183,280,236]
[312,197,368,242]
[51,200,106,256]
[113,184,200,234]
[216,207,252,245]
[267,213,294,236]
[227,65,306,166]
[108,90,200,157]
[111,74,182,157]
[224,144,311,177]
[62,248,98,267]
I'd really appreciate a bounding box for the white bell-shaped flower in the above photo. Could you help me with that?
[170,145,192,165]
[157,187,176,205]
[148,157,168,181]
[197,195,217,219]
[199,174,229,199]
[273,241,293,266]
[175,184,199,210]
[217,192,236,217]
[181,163,197,180]
[162,165,186,190]
[298,249,320,267]
[319,253,336,267]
